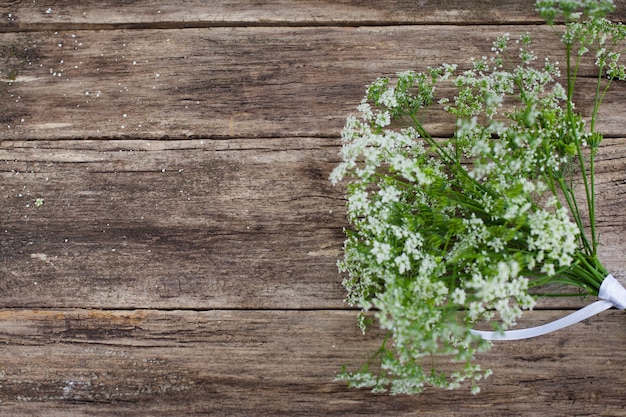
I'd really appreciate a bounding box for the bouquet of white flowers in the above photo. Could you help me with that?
[331,0,626,394]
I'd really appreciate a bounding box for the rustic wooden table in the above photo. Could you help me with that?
[1,1,626,416]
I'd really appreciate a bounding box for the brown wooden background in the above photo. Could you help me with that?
[1,1,626,416]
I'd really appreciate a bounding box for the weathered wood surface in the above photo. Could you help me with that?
[0,138,345,309]
[1,1,625,416]
[2,27,626,140]
[1,138,625,310]
[0,308,624,416]
[3,0,626,30]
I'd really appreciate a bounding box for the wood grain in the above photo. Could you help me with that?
[0,308,624,416]
[1,138,625,309]
[2,0,625,31]
[0,138,345,309]
[2,27,626,141]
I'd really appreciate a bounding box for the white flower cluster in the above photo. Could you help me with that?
[332,30,593,395]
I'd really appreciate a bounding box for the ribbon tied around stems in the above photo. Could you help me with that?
[471,274,626,341]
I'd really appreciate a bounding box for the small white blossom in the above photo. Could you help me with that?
[395,253,411,274]
[379,185,401,204]
[371,241,392,264]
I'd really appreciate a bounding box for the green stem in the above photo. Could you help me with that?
[590,61,607,132]
[563,41,595,256]
[571,129,598,257]
[408,113,500,203]
[565,43,576,108]
[588,146,597,255]
[592,78,612,132]
[556,177,593,254]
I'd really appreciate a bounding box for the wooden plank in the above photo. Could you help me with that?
[0,308,624,416]
[3,0,626,31]
[2,27,626,141]
[0,138,346,309]
[1,138,625,309]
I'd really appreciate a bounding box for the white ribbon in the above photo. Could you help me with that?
[471,274,626,341]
